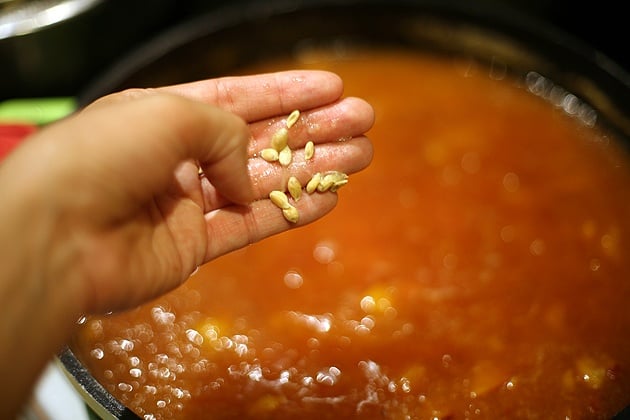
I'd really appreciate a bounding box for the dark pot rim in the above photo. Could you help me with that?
[77,0,630,137]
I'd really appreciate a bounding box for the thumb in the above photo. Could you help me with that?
[54,92,255,208]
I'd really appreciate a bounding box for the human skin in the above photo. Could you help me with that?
[0,70,374,418]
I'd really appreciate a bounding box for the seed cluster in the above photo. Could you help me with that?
[262,109,349,223]
[316,171,349,192]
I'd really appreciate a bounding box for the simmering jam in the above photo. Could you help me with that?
[70,50,630,419]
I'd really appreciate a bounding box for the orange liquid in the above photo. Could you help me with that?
[71,50,630,419]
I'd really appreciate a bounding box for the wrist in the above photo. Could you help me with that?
[0,149,90,417]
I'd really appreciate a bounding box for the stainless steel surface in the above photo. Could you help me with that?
[0,0,103,39]
[20,361,89,420]
[0,0,181,100]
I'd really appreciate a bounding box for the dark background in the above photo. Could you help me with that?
[0,0,627,101]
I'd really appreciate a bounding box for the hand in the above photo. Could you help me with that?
[0,70,374,317]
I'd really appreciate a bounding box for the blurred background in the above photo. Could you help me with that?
[0,0,628,102]
[2,0,627,419]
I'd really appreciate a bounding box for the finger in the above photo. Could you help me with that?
[157,70,344,122]
[247,96,375,154]
[203,192,339,261]
[82,87,158,110]
[85,71,344,124]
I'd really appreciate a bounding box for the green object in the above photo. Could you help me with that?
[0,97,77,125]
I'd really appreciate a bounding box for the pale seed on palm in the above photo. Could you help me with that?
[287,176,302,201]
[269,190,290,209]
[282,204,299,223]
[317,177,335,192]
[330,178,349,192]
[286,110,300,129]
[260,148,279,162]
[318,171,349,192]
[304,140,315,160]
[271,127,289,151]
[306,172,321,194]
[278,145,292,166]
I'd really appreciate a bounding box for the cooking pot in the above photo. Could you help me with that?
[0,0,181,100]
[57,0,630,418]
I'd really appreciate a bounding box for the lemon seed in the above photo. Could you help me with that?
[271,127,289,151]
[304,140,315,160]
[260,148,279,162]
[286,110,300,129]
[323,171,348,184]
[317,177,335,192]
[306,172,321,194]
[318,171,349,192]
[269,190,290,209]
[287,176,302,201]
[330,178,349,192]
[323,171,349,192]
[282,205,299,223]
[278,145,292,166]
